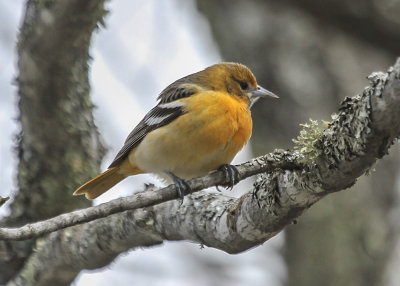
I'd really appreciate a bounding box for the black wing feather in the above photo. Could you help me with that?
[158,84,197,103]
[157,72,201,103]
[108,104,185,168]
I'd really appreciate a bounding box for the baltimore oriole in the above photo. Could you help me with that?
[73,62,278,199]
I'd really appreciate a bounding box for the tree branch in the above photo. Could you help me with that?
[0,152,300,241]
[1,59,400,244]
[4,58,400,286]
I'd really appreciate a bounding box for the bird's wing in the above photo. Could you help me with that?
[108,84,199,168]
[157,72,202,103]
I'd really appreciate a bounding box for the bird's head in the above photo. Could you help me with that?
[201,62,278,107]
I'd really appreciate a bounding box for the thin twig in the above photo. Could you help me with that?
[0,196,9,208]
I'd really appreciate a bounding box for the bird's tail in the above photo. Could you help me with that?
[73,160,145,199]
[73,167,126,199]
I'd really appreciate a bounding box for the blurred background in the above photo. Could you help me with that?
[1,0,400,285]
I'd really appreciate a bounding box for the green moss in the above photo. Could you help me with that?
[292,119,327,164]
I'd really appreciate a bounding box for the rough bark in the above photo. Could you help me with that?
[0,0,106,284]
[5,59,400,286]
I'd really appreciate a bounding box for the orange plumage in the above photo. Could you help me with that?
[73,62,278,199]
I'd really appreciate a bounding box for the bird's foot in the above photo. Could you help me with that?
[168,172,191,200]
[216,164,241,191]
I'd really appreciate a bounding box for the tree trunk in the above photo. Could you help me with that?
[0,0,106,284]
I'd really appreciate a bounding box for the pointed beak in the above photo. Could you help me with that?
[251,85,279,99]
[248,85,279,108]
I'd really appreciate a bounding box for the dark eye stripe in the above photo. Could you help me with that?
[231,75,250,91]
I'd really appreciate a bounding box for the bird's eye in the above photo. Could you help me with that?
[239,81,249,90]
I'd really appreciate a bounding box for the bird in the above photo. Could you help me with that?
[73,62,278,199]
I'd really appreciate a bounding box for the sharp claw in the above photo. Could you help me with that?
[168,172,191,200]
[217,164,240,190]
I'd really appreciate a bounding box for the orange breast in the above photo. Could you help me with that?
[133,91,252,179]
